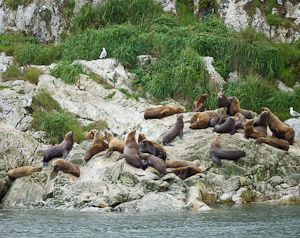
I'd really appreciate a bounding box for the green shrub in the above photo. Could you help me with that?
[83,120,108,132]
[0,85,9,90]
[32,111,85,143]
[32,91,62,112]
[50,61,85,84]
[104,85,113,89]
[1,64,21,82]
[23,67,43,84]
[266,14,282,27]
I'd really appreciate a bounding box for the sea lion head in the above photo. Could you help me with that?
[218,92,224,99]
[200,94,209,100]
[177,114,184,121]
[139,153,151,161]
[192,159,200,167]
[126,130,137,143]
[211,135,221,147]
[244,119,254,131]
[138,133,147,144]
[84,130,97,140]
[65,131,74,139]
[105,131,114,141]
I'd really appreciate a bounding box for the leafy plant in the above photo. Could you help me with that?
[50,61,85,84]
[23,67,43,84]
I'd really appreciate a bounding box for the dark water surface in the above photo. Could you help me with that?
[0,204,299,237]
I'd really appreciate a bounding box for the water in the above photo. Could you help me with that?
[0,204,299,237]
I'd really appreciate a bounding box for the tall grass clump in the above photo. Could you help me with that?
[32,111,85,143]
[1,64,21,82]
[83,120,108,132]
[50,61,85,84]
[23,67,43,84]
[31,91,62,112]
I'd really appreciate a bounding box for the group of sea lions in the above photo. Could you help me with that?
[6,92,295,185]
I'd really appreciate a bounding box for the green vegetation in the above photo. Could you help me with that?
[83,120,108,132]
[1,65,43,84]
[23,67,43,84]
[0,85,9,90]
[0,0,299,121]
[50,61,85,84]
[31,91,62,112]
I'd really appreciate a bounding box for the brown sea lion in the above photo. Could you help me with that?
[171,166,204,180]
[138,133,166,161]
[144,106,185,119]
[232,112,246,129]
[218,92,231,114]
[139,153,168,178]
[190,112,210,129]
[213,116,236,135]
[230,96,252,119]
[162,114,184,146]
[262,107,295,145]
[166,159,200,168]
[255,137,289,151]
[43,131,74,166]
[7,166,43,181]
[105,131,125,156]
[244,119,267,139]
[253,111,268,135]
[50,159,80,180]
[202,108,228,118]
[124,131,148,170]
[85,131,108,162]
[192,94,209,112]
[210,135,246,166]
[84,129,97,140]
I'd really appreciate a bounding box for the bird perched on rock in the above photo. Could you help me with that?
[39,5,47,13]
[289,107,300,117]
[99,47,107,59]
[277,0,283,5]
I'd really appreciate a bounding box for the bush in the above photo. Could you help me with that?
[23,67,43,84]
[1,64,21,82]
[32,91,62,112]
[83,120,108,132]
[50,61,85,84]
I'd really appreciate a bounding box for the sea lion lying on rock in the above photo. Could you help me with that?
[255,137,290,151]
[213,116,236,135]
[255,137,289,151]
[189,112,210,129]
[144,106,185,119]
[253,111,268,135]
[244,119,267,139]
[210,135,246,166]
[124,131,148,170]
[192,94,209,112]
[85,131,108,162]
[262,107,295,145]
[50,159,80,180]
[162,114,184,146]
[171,166,204,180]
[166,159,200,168]
[105,131,125,156]
[43,131,74,166]
[7,166,43,182]
[232,112,246,129]
[138,133,166,160]
[140,153,168,178]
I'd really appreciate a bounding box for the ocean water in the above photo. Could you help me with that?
[0,204,299,237]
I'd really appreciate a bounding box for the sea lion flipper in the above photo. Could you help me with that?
[43,162,50,167]
[211,154,222,166]
[179,128,183,139]
[63,151,68,159]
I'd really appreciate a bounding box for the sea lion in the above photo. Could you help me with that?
[144,106,185,119]
[105,131,125,156]
[139,153,168,178]
[232,112,246,129]
[230,96,252,119]
[218,92,231,114]
[253,111,268,135]
[7,166,43,181]
[124,131,148,170]
[166,159,200,168]
[262,107,295,145]
[213,116,236,135]
[162,114,184,146]
[43,131,74,166]
[209,117,219,127]
[202,108,227,118]
[190,112,210,129]
[210,135,246,166]
[50,159,80,180]
[244,119,268,139]
[84,129,97,140]
[138,133,166,160]
[85,131,108,162]
[171,166,204,180]
[255,137,289,151]
[192,94,209,112]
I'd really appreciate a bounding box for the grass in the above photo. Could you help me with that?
[82,120,108,132]
[1,65,43,84]
[50,61,85,84]
[31,91,62,112]
[0,85,9,90]
[23,67,43,84]
[118,88,140,101]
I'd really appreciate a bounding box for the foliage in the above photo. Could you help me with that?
[23,67,43,84]
[82,120,108,132]
[1,64,22,82]
[32,91,62,112]
[50,61,85,84]
[32,111,85,143]
[266,14,282,27]
[118,88,140,101]
[0,85,9,90]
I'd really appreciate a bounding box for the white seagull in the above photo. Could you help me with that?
[277,0,283,5]
[99,47,107,59]
[39,5,47,13]
[289,107,300,117]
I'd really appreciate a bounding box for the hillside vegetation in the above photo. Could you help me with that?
[1,0,300,123]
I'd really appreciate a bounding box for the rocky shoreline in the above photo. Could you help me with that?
[1,57,300,212]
